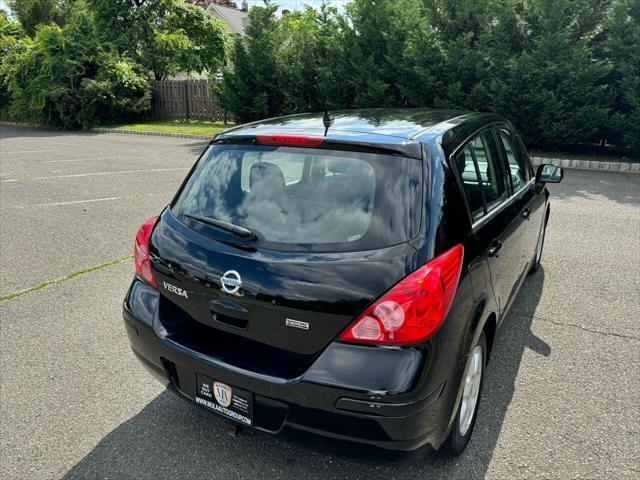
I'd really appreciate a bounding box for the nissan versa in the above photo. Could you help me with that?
[123,109,563,455]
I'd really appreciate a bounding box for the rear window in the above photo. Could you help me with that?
[172,144,422,252]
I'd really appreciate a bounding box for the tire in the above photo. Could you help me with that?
[529,213,548,275]
[442,332,487,456]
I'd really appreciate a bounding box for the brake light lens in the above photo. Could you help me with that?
[339,244,464,345]
[134,215,159,288]
[256,134,325,147]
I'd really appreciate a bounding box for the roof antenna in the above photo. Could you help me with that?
[314,76,333,136]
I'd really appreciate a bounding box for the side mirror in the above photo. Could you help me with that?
[536,164,564,184]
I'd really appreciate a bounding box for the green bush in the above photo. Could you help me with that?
[2,6,150,128]
[0,10,27,112]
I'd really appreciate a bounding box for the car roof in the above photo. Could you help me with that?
[217,108,507,142]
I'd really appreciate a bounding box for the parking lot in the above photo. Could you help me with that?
[1,126,639,479]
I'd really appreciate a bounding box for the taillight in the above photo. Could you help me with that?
[256,134,325,147]
[134,215,159,288]
[339,244,464,345]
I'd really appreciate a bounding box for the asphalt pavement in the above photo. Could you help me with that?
[1,126,639,479]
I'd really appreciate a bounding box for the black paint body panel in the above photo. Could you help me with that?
[123,108,550,451]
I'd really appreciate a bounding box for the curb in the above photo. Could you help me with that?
[3,121,638,173]
[530,156,639,174]
[92,127,212,140]
[0,121,213,140]
[1,120,49,129]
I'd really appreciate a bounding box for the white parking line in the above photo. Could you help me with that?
[1,149,60,154]
[42,158,110,164]
[4,193,164,209]
[1,179,18,183]
[36,167,189,180]
[2,156,111,164]
[27,196,124,207]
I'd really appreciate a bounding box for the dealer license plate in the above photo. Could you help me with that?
[195,374,253,426]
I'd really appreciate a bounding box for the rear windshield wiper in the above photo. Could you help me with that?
[184,214,255,240]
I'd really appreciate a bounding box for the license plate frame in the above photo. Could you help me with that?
[195,373,253,426]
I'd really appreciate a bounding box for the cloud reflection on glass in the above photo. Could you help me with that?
[174,145,420,252]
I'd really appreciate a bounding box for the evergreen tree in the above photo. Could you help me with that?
[216,2,283,122]
[600,0,640,154]
[478,0,611,149]
[276,7,322,113]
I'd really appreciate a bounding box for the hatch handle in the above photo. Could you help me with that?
[209,299,251,320]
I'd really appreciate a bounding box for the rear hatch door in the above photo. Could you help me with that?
[150,142,423,377]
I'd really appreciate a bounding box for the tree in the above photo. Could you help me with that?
[474,0,611,149]
[216,1,283,122]
[600,0,640,154]
[312,2,356,110]
[2,3,151,127]
[212,0,636,154]
[275,7,322,113]
[89,0,228,80]
[423,0,498,108]
[6,0,74,36]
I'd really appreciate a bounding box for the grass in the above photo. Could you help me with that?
[0,254,133,302]
[103,119,234,136]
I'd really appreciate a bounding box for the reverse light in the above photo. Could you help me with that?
[256,134,325,147]
[134,215,159,288]
[340,244,465,345]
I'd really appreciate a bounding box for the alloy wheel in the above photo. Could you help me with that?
[458,345,483,436]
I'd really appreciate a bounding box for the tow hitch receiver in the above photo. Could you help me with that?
[227,423,242,438]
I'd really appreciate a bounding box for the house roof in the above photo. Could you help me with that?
[207,3,249,35]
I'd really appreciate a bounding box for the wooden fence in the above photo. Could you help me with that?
[150,79,227,121]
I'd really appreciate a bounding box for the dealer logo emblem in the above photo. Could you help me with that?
[213,381,232,407]
[220,270,242,295]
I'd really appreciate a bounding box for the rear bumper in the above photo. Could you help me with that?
[123,279,449,451]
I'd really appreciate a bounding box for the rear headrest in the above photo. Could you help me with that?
[309,157,326,182]
[344,162,375,195]
[249,162,286,197]
[326,157,351,174]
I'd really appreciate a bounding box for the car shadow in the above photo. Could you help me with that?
[0,125,102,140]
[63,270,548,480]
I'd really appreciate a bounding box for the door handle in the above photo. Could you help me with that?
[522,208,532,220]
[488,240,503,257]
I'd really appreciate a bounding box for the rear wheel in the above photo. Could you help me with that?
[529,213,548,274]
[443,332,486,456]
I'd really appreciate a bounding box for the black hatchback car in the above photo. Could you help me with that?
[124,109,563,455]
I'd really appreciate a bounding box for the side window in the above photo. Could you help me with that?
[498,129,529,191]
[471,131,509,213]
[455,144,485,220]
[455,130,510,221]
